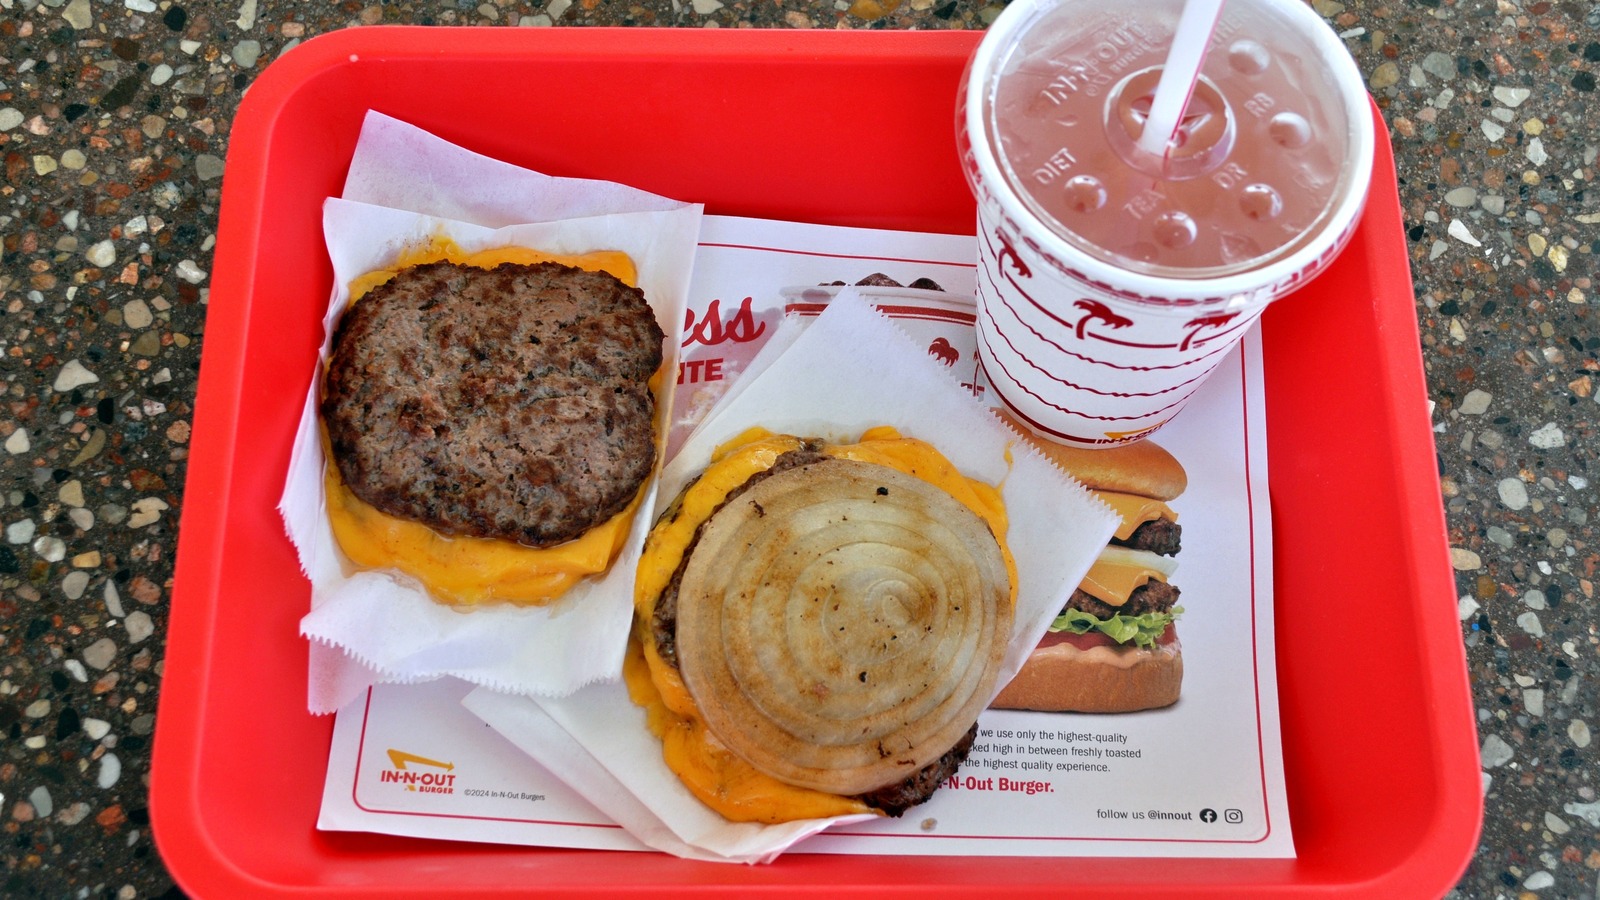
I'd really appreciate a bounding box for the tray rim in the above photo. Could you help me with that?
[150,23,1482,899]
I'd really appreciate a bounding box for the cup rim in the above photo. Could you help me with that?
[964,0,1377,300]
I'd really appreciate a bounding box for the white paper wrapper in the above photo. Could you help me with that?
[280,112,704,714]
[339,111,690,227]
[464,290,1120,862]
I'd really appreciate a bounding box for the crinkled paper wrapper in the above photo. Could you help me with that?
[279,112,704,714]
[463,290,1121,862]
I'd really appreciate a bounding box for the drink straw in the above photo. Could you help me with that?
[1135,0,1228,160]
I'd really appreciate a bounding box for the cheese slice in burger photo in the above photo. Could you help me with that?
[626,427,1016,824]
[990,412,1187,714]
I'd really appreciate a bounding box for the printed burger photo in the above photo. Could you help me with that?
[990,411,1188,714]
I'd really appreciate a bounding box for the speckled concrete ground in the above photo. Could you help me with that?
[0,1,1594,898]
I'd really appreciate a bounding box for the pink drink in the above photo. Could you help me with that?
[987,0,1351,277]
[959,0,1373,446]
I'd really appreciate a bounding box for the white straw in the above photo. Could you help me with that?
[1136,0,1228,160]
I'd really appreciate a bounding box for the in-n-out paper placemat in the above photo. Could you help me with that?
[317,212,1291,861]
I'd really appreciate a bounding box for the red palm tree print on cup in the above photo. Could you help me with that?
[1179,311,1241,351]
[994,228,1032,279]
[1072,299,1135,340]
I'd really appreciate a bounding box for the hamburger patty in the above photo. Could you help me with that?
[1067,579,1181,620]
[322,260,664,547]
[1115,518,1182,556]
[855,722,977,817]
[650,446,830,670]
[650,447,974,815]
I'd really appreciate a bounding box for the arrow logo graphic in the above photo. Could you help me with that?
[387,749,455,771]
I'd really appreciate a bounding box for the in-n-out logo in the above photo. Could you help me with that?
[379,749,457,794]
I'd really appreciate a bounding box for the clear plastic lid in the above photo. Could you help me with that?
[982,0,1359,278]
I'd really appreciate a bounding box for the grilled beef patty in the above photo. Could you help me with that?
[650,447,972,816]
[1114,517,1182,557]
[855,723,977,817]
[322,260,664,548]
[1066,579,1181,621]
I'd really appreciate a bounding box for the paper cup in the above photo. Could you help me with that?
[959,0,1374,446]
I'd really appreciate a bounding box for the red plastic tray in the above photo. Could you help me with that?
[152,26,1481,898]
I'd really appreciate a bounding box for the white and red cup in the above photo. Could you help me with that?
[959,0,1375,447]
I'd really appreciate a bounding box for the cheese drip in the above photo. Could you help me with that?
[1078,489,1177,608]
[324,241,650,607]
[1079,554,1170,608]
[626,428,1016,823]
[1094,490,1178,541]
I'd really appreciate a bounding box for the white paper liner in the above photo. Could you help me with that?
[280,112,704,714]
[463,290,1121,862]
[340,111,689,227]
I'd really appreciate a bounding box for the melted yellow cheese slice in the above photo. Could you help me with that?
[326,467,643,608]
[1094,490,1178,542]
[1080,555,1168,608]
[347,241,638,300]
[625,427,1016,823]
[325,241,650,608]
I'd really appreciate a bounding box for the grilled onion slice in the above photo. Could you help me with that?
[675,458,1012,796]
